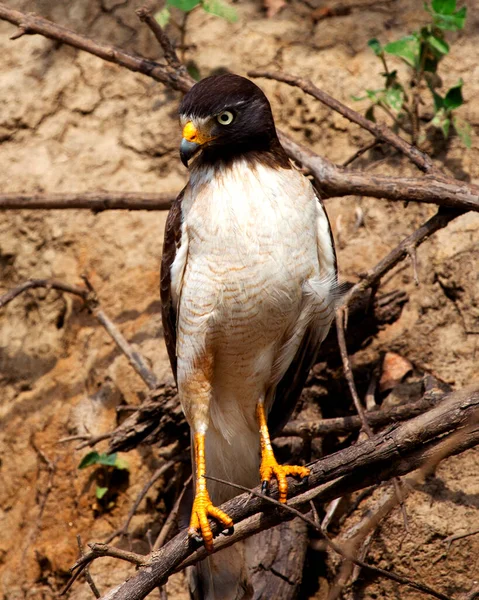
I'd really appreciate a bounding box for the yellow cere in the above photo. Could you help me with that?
[182,121,198,142]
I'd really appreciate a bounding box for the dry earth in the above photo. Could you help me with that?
[0,1,478,599]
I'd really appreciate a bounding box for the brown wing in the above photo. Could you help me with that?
[268,192,338,436]
[160,188,185,383]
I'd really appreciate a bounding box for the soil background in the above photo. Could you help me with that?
[0,1,478,599]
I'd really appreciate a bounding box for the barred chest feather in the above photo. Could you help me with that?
[171,157,336,481]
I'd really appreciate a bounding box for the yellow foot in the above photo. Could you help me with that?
[188,485,234,552]
[260,456,310,503]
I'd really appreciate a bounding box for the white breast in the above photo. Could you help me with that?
[173,158,336,445]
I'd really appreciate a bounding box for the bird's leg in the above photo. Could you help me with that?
[256,400,310,502]
[188,432,234,552]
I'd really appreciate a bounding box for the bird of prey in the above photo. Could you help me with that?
[161,73,337,598]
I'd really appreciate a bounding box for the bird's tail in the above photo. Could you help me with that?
[188,426,259,600]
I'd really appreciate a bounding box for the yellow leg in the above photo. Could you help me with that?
[257,402,310,503]
[188,432,234,552]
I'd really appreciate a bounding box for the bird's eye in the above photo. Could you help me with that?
[217,111,234,125]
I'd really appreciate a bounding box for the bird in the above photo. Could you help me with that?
[160,73,338,599]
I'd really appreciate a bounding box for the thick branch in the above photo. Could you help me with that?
[98,385,479,599]
[279,134,479,213]
[1,6,478,215]
[282,392,443,437]
[0,3,194,93]
[249,70,437,173]
[0,192,173,211]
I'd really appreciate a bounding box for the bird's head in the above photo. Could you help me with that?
[178,73,278,167]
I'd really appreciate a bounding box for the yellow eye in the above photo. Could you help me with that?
[217,111,234,125]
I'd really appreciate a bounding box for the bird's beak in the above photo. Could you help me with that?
[180,121,216,167]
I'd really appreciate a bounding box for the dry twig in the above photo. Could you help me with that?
[104,460,178,544]
[85,386,479,599]
[0,192,173,211]
[0,278,159,390]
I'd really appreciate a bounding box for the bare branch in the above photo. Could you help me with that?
[0,278,160,390]
[1,7,478,216]
[0,3,194,93]
[136,6,184,71]
[95,386,479,599]
[104,460,178,545]
[0,192,173,211]
[344,208,459,307]
[204,475,453,600]
[77,535,101,599]
[279,134,479,213]
[153,474,193,551]
[249,70,437,174]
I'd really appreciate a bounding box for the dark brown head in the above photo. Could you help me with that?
[178,74,282,167]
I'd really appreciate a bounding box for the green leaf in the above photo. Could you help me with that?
[444,79,464,109]
[431,108,450,137]
[386,87,404,111]
[368,38,382,56]
[351,94,367,101]
[365,89,384,103]
[96,453,118,467]
[114,456,129,470]
[155,7,171,27]
[384,35,420,67]
[431,90,444,112]
[201,0,238,22]
[453,116,472,148]
[96,486,109,500]
[167,0,201,11]
[426,33,449,55]
[78,451,100,469]
[187,63,201,81]
[433,6,466,30]
[432,0,456,14]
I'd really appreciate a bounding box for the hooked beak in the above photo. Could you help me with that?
[180,138,201,167]
[179,120,216,168]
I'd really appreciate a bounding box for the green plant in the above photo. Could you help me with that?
[353,0,471,147]
[156,0,238,28]
[78,451,129,502]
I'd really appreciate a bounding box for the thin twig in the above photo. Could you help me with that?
[104,461,177,544]
[0,3,194,93]
[204,476,454,600]
[62,543,147,596]
[249,70,437,173]
[343,208,460,307]
[136,6,183,70]
[0,278,160,390]
[342,140,381,167]
[335,307,373,437]
[153,474,192,551]
[77,536,101,599]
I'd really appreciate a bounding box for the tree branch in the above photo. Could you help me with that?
[0,3,194,93]
[344,208,460,307]
[0,192,173,211]
[248,70,437,174]
[0,278,160,390]
[94,385,479,599]
[1,6,478,216]
[278,134,479,213]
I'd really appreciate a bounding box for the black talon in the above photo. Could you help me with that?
[261,480,269,494]
[223,526,235,537]
[192,532,203,544]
